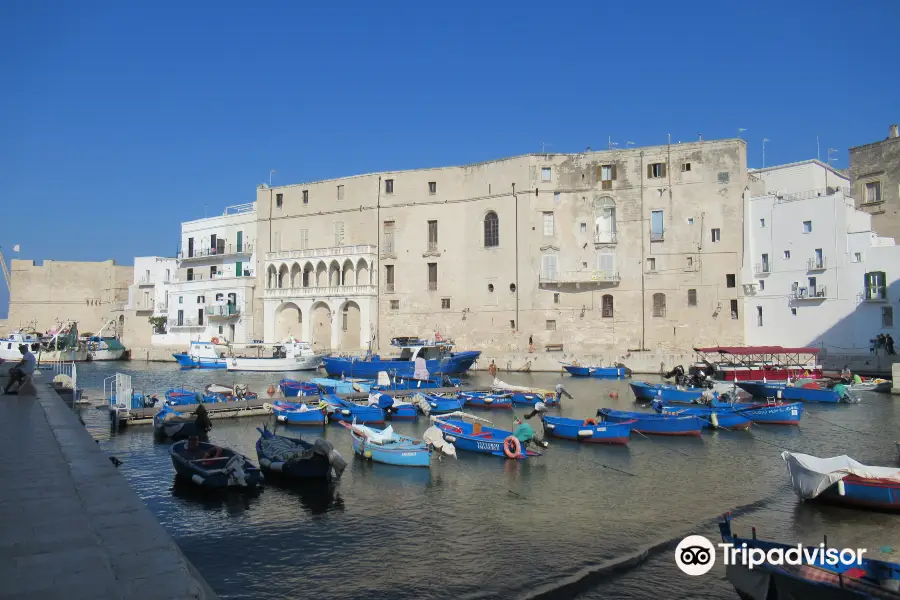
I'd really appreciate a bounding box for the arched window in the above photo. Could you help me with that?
[484,212,499,247]
[652,293,666,318]
[593,197,617,243]
[601,294,614,318]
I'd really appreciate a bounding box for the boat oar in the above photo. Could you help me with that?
[597,463,637,477]
[631,430,693,458]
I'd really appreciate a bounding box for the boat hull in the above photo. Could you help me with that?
[630,382,705,403]
[256,429,335,480]
[813,476,900,513]
[323,395,385,425]
[349,431,431,467]
[88,349,127,361]
[598,409,703,436]
[738,402,803,425]
[417,394,466,414]
[173,353,226,369]
[435,420,540,458]
[279,379,322,397]
[226,355,321,372]
[458,392,513,409]
[169,441,263,490]
[273,402,327,426]
[563,365,627,378]
[738,381,843,403]
[322,350,481,377]
[657,404,752,430]
[542,416,632,444]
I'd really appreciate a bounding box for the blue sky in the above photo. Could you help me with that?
[1,0,898,318]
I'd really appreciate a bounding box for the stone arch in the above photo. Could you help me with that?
[341,259,354,286]
[302,261,314,287]
[267,265,277,288]
[275,302,302,341]
[356,258,369,285]
[328,260,341,287]
[310,301,332,351]
[278,263,289,288]
[315,261,327,287]
[339,300,361,350]
[290,262,301,288]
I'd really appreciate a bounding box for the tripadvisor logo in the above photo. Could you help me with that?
[675,535,716,576]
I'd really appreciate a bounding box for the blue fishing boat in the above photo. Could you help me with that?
[322,336,481,378]
[409,392,466,415]
[169,439,263,490]
[597,408,703,436]
[153,404,211,440]
[719,513,900,598]
[279,379,320,397]
[737,380,854,403]
[736,401,803,425]
[165,388,199,406]
[653,401,752,430]
[561,363,629,378]
[341,422,433,467]
[365,392,418,420]
[308,377,367,395]
[172,341,227,369]
[432,413,542,459]
[541,415,634,445]
[273,401,328,426]
[368,373,462,392]
[458,391,513,410]
[322,394,385,424]
[782,451,900,513]
[629,381,705,403]
[256,425,345,481]
[491,379,566,406]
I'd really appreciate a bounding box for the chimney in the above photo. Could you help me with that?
[890,124,899,139]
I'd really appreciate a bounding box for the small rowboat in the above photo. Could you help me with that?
[541,415,634,445]
[256,425,345,481]
[629,381,706,403]
[409,392,466,415]
[341,421,436,467]
[654,402,752,431]
[782,451,900,513]
[458,391,513,409]
[560,363,628,378]
[279,379,321,398]
[490,378,566,406]
[432,412,541,459]
[169,439,263,490]
[597,408,703,436]
[165,388,199,406]
[366,392,418,421]
[272,400,328,426]
[153,404,210,440]
[322,394,385,425]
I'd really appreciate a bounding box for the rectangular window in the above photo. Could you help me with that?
[427,263,437,291]
[761,253,769,273]
[333,221,345,246]
[177,309,184,326]
[441,298,450,310]
[580,223,587,234]
[276,193,283,208]
[299,229,309,250]
[543,212,555,236]
[760,218,765,227]
[784,250,791,259]
[187,237,194,258]
[791,308,797,316]
[803,220,812,233]
[882,306,893,328]
[717,172,730,184]
[342,312,348,331]
[726,274,736,288]
[198,308,204,326]
[759,279,765,291]
[302,190,309,204]
[687,289,697,306]
[757,306,763,327]
[647,257,656,271]
[553,293,560,304]
[687,217,694,225]
[865,181,882,203]
[428,181,437,194]
[209,265,217,279]
[731,299,739,320]
[235,261,243,277]
[186,268,194,281]
[337,184,344,200]
[385,265,395,292]
[554,192,560,204]
[650,210,664,241]
[600,164,616,190]
[681,162,691,172]
[686,256,693,268]
[648,162,666,178]
[385,179,394,194]
[541,255,558,281]
[236,230,243,252]
[546,320,556,331]
[865,271,887,300]
[390,299,399,310]
[383,221,395,253]
[510,320,516,330]
[813,248,824,269]
[427,220,438,251]
[853,252,862,262]
[597,252,615,276]
[178,296,183,304]
[541,167,552,182]
[711,228,721,242]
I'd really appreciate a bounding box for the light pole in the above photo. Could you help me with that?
[762,138,770,168]
[269,169,276,187]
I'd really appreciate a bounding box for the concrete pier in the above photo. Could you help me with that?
[0,383,217,599]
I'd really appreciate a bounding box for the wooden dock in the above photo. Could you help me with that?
[107,385,467,426]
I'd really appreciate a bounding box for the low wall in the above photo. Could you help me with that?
[893,363,900,395]
[472,350,694,375]
[128,346,181,362]
[822,352,898,378]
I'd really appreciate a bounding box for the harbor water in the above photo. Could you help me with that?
[74,362,900,599]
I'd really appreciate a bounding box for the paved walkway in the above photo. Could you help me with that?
[0,383,217,600]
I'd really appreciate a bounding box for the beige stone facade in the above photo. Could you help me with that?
[7,259,132,336]
[255,139,747,354]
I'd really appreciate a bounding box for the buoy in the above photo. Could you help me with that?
[838,479,846,496]
[609,391,619,399]
[267,384,276,396]
[364,450,373,459]
[710,413,720,428]
[191,474,205,485]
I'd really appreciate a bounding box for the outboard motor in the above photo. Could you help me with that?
[555,384,573,400]
[524,401,549,420]
[662,365,685,381]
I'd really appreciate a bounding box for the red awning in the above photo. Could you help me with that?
[693,346,820,356]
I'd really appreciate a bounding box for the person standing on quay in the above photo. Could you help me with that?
[528,335,534,353]
[887,334,895,355]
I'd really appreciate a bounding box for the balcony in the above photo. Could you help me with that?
[427,281,438,291]
[179,242,254,261]
[138,276,155,286]
[265,244,376,262]
[158,304,169,314]
[134,298,155,312]
[264,284,377,299]
[807,257,827,271]
[594,231,617,245]
[754,263,771,275]
[385,282,395,293]
[205,304,240,319]
[792,286,827,301]
[650,231,664,242]
[167,318,204,329]
[540,270,621,285]
[862,286,888,302]
[174,272,256,288]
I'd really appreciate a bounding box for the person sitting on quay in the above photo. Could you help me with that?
[4,344,37,395]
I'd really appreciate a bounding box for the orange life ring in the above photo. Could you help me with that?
[211,337,220,345]
[583,418,598,426]
[503,436,521,459]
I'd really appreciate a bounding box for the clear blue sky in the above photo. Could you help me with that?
[1,0,898,318]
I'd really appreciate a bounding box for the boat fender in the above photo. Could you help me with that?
[578,430,594,437]
[545,423,555,430]
[323,414,329,425]
[444,435,457,443]
[191,474,205,486]
[503,436,521,458]
[277,415,287,422]
[837,479,846,496]
[259,458,272,468]
[710,413,719,428]
[609,391,619,399]
[364,449,373,459]
[429,402,437,408]
[269,461,284,472]
[342,409,351,416]
[485,398,493,404]
[583,418,598,426]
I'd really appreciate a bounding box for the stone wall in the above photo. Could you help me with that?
[850,128,900,241]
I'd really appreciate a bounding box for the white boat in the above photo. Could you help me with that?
[83,320,127,361]
[0,330,42,362]
[1,328,89,363]
[225,340,322,372]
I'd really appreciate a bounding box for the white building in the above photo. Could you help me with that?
[127,256,177,340]
[161,203,258,345]
[743,161,898,354]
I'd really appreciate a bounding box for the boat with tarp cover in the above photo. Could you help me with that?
[782,451,900,512]
[693,346,824,382]
[255,425,346,481]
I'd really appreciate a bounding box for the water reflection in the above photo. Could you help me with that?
[171,477,262,514]
[264,478,344,516]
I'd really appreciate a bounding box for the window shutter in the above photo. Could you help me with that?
[611,164,617,180]
[661,163,667,177]
[596,166,603,180]
[647,164,652,178]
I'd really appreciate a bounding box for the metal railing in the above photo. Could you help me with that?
[792,286,827,300]
[178,271,254,283]
[167,318,203,328]
[205,304,240,317]
[754,263,771,274]
[265,244,377,261]
[594,231,617,244]
[138,276,155,285]
[134,298,155,312]
[386,282,395,292]
[428,281,438,291]
[179,242,254,260]
[775,187,851,203]
[540,270,621,284]
[264,285,377,298]
[807,257,827,271]
[650,231,664,242]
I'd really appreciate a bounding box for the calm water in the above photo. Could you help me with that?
[74,362,900,599]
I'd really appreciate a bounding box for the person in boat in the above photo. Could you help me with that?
[839,365,852,384]
[4,344,36,394]
[513,417,547,448]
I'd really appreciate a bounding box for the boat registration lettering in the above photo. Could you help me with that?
[790,409,798,416]
[401,452,416,457]
[476,442,499,451]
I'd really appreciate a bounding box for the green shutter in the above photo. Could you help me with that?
[235,261,243,277]
[237,231,243,252]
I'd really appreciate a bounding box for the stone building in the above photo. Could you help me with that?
[7,259,132,336]
[850,123,900,241]
[255,138,748,354]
